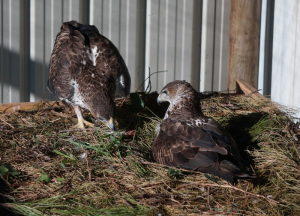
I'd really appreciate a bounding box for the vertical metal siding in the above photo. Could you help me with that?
[0,0,231,103]
[213,0,230,91]
[30,0,82,102]
[145,0,204,92]
[0,0,2,102]
[258,0,267,95]
[89,0,146,92]
[1,0,21,103]
[44,0,63,101]
[19,1,30,102]
[30,0,45,102]
[258,0,274,97]
[271,0,300,117]
[201,0,230,92]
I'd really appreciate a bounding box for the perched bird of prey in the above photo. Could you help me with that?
[47,21,131,130]
[152,80,253,182]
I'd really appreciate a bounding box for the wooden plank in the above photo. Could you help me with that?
[236,79,267,100]
[236,79,278,114]
[0,101,63,113]
[228,0,261,91]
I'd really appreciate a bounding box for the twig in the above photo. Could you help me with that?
[207,186,210,206]
[59,127,125,135]
[138,198,168,205]
[133,193,172,199]
[170,194,183,206]
[287,122,299,141]
[53,169,77,193]
[176,182,280,204]
[140,161,199,174]
[139,180,183,188]
[50,110,69,118]
[59,127,111,133]
[47,98,60,108]
[81,146,91,183]
[116,198,134,209]
[247,89,263,96]
[0,117,14,129]
[145,67,152,93]
[2,105,14,113]
[137,70,168,91]
[17,105,65,114]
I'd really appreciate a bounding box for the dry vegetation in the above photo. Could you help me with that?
[0,92,300,215]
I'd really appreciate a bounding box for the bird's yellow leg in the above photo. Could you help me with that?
[81,119,95,128]
[73,106,94,129]
[75,118,85,129]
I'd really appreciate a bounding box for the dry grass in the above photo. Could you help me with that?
[0,92,299,215]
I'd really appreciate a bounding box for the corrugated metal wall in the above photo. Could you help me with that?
[145,0,230,92]
[0,0,231,103]
[272,0,300,117]
[259,0,300,118]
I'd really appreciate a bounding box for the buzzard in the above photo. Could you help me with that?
[47,21,131,130]
[152,80,253,182]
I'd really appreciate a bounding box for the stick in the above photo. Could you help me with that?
[176,182,279,204]
[59,127,124,135]
[17,105,65,114]
[207,186,210,206]
[81,146,91,183]
[136,70,168,91]
[0,117,14,129]
[133,193,172,199]
[141,161,199,174]
[139,180,183,188]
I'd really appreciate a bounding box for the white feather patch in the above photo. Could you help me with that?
[119,74,125,88]
[68,79,89,109]
[89,46,99,66]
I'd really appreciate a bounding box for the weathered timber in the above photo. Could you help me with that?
[228,0,261,90]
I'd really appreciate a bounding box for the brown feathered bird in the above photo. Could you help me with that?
[47,21,131,130]
[152,80,253,182]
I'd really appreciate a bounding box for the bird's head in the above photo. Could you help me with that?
[157,80,200,113]
[94,116,115,131]
[91,98,116,131]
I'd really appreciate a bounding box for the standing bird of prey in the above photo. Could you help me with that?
[47,21,131,130]
[152,80,253,182]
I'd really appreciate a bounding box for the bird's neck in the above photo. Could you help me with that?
[164,98,201,120]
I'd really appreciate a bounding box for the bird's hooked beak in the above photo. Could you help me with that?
[94,117,115,131]
[157,93,167,105]
[107,117,115,131]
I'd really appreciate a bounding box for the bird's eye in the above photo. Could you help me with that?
[162,90,168,94]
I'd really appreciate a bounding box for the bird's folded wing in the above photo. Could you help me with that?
[152,131,218,169]
[159,119,228,155]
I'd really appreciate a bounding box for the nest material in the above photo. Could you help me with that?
[0,93,299,215]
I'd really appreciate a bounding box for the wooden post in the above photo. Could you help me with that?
[228,0,261,90]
